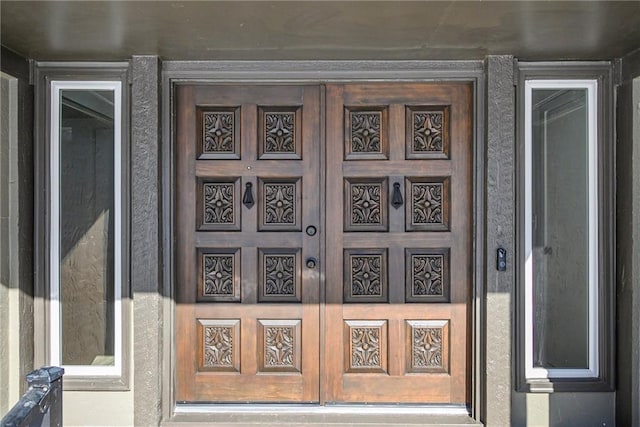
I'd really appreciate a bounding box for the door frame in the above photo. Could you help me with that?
[160,61,486,424]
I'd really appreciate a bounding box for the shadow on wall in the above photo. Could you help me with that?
[512,392,615,426]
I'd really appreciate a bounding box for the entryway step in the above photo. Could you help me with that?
[164,405,479,426]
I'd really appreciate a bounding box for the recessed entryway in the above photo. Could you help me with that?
[175,82,472,406]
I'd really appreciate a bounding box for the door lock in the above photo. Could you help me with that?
[305,225,317,236]
[306,257,318,269]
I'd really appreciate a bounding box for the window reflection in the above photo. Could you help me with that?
[531,88,590,369]
[59,90,115,366]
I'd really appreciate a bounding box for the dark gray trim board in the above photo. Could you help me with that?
[483,55,514,426]
[131,55,163,427]
[621,48,640,84]
[161,60,483,81]
[615,57,640,426]
[160,60,488,425]
[472,62,486,423]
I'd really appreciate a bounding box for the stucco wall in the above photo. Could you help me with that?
[513,393,615,426]
[0,72,14,416]
[0,46,34,416]
[616,49,640,426]
[131,55,163,426]
[484,55,514,426]
[64,391,134,426]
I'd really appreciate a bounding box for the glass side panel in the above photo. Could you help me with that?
[531,88,589,369]
[59,89,115,366]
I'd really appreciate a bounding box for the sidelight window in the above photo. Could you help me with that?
[517,65,614,392]
[524,80,597,379]
[46,79,128,385]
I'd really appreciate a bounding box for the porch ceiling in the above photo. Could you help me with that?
[1,1,639,62]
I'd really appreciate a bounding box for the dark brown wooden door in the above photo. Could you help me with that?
[175,85,321,402]
[324,83,472,404]
[175,82,472,405]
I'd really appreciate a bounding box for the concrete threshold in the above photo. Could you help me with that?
[164,404,479,426]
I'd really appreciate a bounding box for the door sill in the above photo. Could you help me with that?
[166,404,478,426]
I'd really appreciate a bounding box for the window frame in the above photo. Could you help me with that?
[516,63,614,393]
[35,64,130,390]
[49,80,123,377]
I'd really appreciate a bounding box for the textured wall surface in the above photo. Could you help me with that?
[132,55,163,426]
[0,73,12,416]
[0,46,34,406]
[616,50,640,426]
[484,55,514,426]
[64,391,134,426]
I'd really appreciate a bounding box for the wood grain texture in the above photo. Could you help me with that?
[176,82,472,406]
[176,85,321,402]
[325,82,472,404]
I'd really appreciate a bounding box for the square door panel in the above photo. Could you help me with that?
[197,107,241,160]
[405,320,449,374]
[405,248,450,303]
[343,249,388,303]
[197,178,241,231]
[405,177,450,231]
[197,248,241,302]
[258,319,302,373]
[198,319,240,373]
[258,178,302,231]
[344,107,389,160]
[344,320,388,374]
[344,178,388,232]
[405,106,450,160]
[258,107,302,160]
[258,248,302,302]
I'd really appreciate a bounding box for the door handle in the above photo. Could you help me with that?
[391,182,403,208]
[242,182,255,208]
[305,257,317,269]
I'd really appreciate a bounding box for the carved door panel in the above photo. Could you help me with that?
[324,83,472,404]
[175,85,321,402]
[175,82,472,405]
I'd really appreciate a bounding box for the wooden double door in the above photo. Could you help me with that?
[176,83,472,405]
